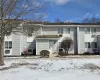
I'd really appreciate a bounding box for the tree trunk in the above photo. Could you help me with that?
[0,38,5,66]
[65,49,68,55]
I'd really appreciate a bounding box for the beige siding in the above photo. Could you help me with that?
[20,34,27,53]
[43,27,58,35]
[36,39,49,55]
[96,27,100,35]
[69,28,75,54]
[12,34,21,55]
[78,28,85,54]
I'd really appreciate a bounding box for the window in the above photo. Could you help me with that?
[91,28,96,33]
[58,28,63,34]
[65,28,70,34]
[85,28,90,34]
[85,42,90,48]
[5,50,10,54]
[5,41,12,49]
[27,27,33,37]
[91,42,97,48]
[85,42,97,48]
[91,35,96,38]
[85,28,96,34]
[28,49,32,53]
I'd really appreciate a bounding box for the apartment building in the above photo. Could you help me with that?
[4,22,100,56]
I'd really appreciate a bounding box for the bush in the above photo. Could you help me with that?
[58,51,66,56]
[93,52,99,55]
[83,52,90,55]
[40,50,50,58]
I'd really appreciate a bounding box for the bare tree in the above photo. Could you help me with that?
[82,17,100,23]
[55,17,60,23]
[61,37,73,55]
[0,0,46,66]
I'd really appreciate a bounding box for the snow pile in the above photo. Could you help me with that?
[0,58,100,80]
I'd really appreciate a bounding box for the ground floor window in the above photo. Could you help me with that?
[91,42,97,48]
[85,42,97,48]
[5,41,12,54]
[5,50,10,54]
[85,42,90,48]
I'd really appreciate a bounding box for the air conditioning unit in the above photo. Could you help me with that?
[59,48,64,52]
[91,35,96,38]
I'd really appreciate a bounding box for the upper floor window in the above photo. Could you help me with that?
[91,28,96,33]
[27,27,33,37]
[85,28,90,34]
[65,28,70,34]
[58,28,63,34]
[5,41,12,49]
[85,28,96,34]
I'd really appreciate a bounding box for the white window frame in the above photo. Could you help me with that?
[58,28,63,34]
[85,42,90,48]
[5,41,12,54]
[91,28,96,34]
[85,28,90,34]
[85,28,96,34]
[65,28,70,34]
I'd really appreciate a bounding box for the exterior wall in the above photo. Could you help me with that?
[4,35,12,55]
[78,27,85,54]
[4,26,41,56]
[4,24,100,56]
[78,27,100,54]
[43,27,58,35]
[36,27,76,54]
[4,33,27,56]
[12,33,21,55]
[69,28,75,54]
[20,34,27,53]
[36,39,49,55]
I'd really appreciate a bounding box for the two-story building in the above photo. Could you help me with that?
[4,22,100,56]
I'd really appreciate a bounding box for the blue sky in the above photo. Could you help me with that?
[42,0,100,22]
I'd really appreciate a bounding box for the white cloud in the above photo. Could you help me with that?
[83,13,93,18]
[46,0,71,5]
[55,0,70,5]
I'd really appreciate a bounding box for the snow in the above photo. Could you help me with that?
[0,58,100,80]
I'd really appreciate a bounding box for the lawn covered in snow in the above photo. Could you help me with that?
[0,58,100,80]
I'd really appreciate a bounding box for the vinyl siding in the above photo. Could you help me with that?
[20,34,27,53]
[78,28,85,54]
[12,34,20,55]
[69,28,75,54]
[43,27,58,35]
[36,39,49,55]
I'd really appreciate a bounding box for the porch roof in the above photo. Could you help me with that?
[36,35,62,38]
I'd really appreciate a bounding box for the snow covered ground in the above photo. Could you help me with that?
[0,58,100,80]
